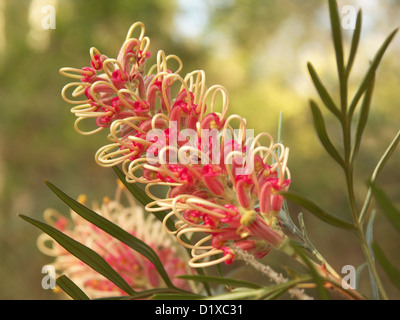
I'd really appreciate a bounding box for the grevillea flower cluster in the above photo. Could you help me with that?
[37,182,193,299]
[60,22,291,268]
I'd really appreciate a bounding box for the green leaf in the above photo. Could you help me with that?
[151,293,204,300]
[19,214,135,295]
[112,166,178,239]
[370,183,400,233]
[307,62,341,119]
[355,262,367,290]
[291,242,330,300]
[283,191,355,230]
[44,180,175,289]
[373,242,400,290]
[351,71,375,164]
[328,0,345,85]
[309,100,346,169]
[348,27,398,117]
[366,209,379,300]
[346,9,362,76]
[112,166,154,212]
[359,130,400,223]
[56,275,90,300]
[177,274,261,289]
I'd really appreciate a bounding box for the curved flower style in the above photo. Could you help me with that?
[60,21,291,269]
[37,182,193,299]
[60,22,183,135]
[146,116,291,268]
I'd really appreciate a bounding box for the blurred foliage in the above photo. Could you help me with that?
[0,0,399,299]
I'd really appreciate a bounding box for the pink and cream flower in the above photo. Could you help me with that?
[59,21,291,269]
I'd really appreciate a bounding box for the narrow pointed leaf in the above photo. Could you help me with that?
[359,130,400,223]
[328,0,345,83]
[309,100,346,169]
[366,210,379,300]
[112,166,154,211]
[291,242,330,300]
[351,72,375,164]
[355,263,367,290]
[111,169,213,295]
[151,293,204,300]
[372,242,400,290]
[44,180,175,289]
[177,274,261,289]
[370,183,400,233]
[283,191,355,230]
[19,214,136,295]
[56,275,90,300]
[349,28,398,116]
[307,62,341,119]
[346,9,362,76]
[112,166,178,237]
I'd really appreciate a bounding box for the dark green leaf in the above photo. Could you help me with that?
[112,166,154,211]
[56,275,90,300]
[283,191,355,230]
[309,100,346,169]
[19,214,135,295]
[351,71,375,164]
[373,242,400,290]
[151,293,204,300]
[348,28,398,116]
[112,166,179,240]
[346,9,362,76]
[307,62,341,119]
[370,183,400,233]
[44,180,175,289]
[178,274,261,289]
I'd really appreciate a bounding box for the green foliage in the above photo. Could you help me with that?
[12,0,400,300]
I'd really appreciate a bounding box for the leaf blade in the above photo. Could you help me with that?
[348,27,398,116]
[177,274,262,289]
[307,62,341,119]
[56,275,90,300]
[44,180,175,289]
[19,214,136,295]
[373,242,400,290]
[283,191,355,230]
[309,100,346,169]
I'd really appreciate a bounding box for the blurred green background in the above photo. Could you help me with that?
[0,0,399,299]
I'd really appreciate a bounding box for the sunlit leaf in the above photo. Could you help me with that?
[346,9,362,76]
[348,28,398,116]
[56,275,90,300]
[19,214,136,295]
[307,62,341,119]
[359,130,400,223]
[328,0,345,86]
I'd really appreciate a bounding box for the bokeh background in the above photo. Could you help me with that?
[0,0,399,299]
